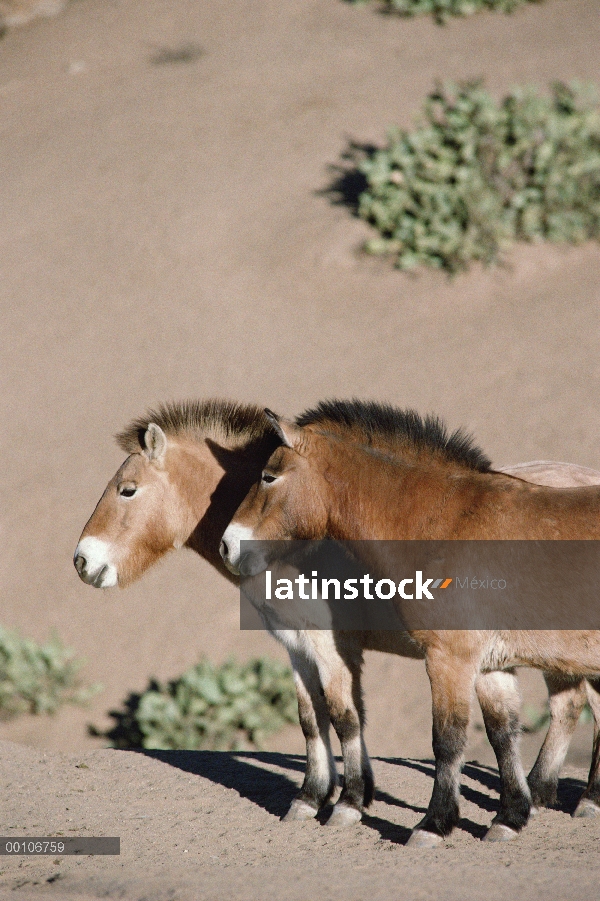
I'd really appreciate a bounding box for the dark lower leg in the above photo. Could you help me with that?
[476,671,530,833]
[414,718,467,837]
[412,658,474,839]
[323,649,373,817]
[331,709,374,814]
[287,652,337,815]
[574,677,600,816]
[527,674,586,808]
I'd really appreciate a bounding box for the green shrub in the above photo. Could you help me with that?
[349,0,542,24]
[91,657,299,751]
[0,625,100,719]
[356,81,600,272]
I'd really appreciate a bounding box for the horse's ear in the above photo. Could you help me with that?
[144,423,167,464]
[264,409,297,449]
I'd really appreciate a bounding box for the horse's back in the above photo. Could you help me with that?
[499,461,600,488]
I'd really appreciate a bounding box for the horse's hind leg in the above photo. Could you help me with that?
[311,632,374,827]
[573,677,600,818]
[527,674,587,810]
[283,647,338,821]
[475,671,531,842]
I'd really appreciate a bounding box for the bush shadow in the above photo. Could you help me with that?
[318,140,377,216]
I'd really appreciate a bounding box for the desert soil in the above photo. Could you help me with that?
[1,0,599,898]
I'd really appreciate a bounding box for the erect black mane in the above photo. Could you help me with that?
[296,399,492,473]
[116,399,280,454]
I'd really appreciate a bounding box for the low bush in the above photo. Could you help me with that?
[356,81,600,272]
[0,625,100,719]
[349,0,542,24]
[91,657,299,751]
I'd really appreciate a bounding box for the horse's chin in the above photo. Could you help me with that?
[238,553,269,577]
[222,557,241,576]
[94,565,118,589]
[76,563,118,589]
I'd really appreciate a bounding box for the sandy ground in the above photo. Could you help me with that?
[1,0,600,897]
[1,740,600,901]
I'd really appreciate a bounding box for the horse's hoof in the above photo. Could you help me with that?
[528,805,539,818]
[282,800,319,822]
[326,804,362,827]
[484,823,520,843]
[572,799,600,819]
[406,829,444,849]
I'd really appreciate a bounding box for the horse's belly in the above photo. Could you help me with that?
[362,629,425,659]
[493,630,600,675]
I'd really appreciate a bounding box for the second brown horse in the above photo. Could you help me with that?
[221,405,600,845]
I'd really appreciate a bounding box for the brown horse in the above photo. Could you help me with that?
[74,399,599,829]
[221,405,600,844]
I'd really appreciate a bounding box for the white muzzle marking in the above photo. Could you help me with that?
[220,523,257,574]
[74,536,118,588]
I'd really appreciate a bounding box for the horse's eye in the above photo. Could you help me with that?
[261,472,277,484]
[119,486,137,498]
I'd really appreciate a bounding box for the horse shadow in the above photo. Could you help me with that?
[132,749,304,819]
[375,757,494,840]
[129,749,586,844]
[462,759,588,816]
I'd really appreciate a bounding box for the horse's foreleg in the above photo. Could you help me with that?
[283,647,338,821]
[407,653,474,847]
[476,670,531,841]
[310,633,373,826]
[527,673,587,810]
[573,677,600,818]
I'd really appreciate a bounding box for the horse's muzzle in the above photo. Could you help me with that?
[219,537,240,575]
[73,537,118,588]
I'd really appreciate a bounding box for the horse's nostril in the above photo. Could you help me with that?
[74,553,87,576]
[219,539,229,561]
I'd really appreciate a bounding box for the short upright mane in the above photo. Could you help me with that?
[116,399,279,453]
[296,399,492,473]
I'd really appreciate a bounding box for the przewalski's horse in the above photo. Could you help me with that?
[296,401,600,821]
[220,406,600,843]
[74,399,599,828]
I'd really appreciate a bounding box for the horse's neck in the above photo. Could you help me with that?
[182,438,268,576]
[323,442,482,540]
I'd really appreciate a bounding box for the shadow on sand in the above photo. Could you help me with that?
[317,140,377,216]
[129,749,586,844]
